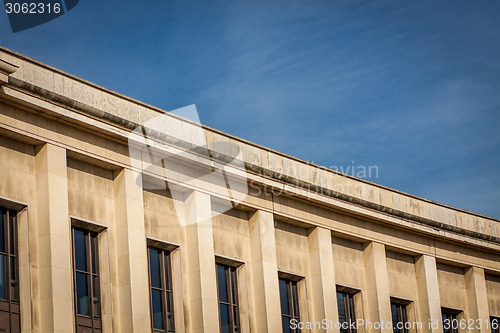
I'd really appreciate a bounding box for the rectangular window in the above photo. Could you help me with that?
[491,317,499,333]
[71,227,101,332]
[391,302,408,333]
[216,264,240,333]
[337,291,356,333]
[279,278,300,333]
[442,310,459,333]
[148,247,175,332]
[0,207,20,332]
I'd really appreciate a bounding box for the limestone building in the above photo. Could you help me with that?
[0,46,499,333]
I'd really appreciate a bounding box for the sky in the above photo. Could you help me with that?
[1,0,499,218]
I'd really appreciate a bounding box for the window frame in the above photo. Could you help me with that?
[0,207,20,332]
[279,278,300,333]
[337,290,357,333]
[391,302,409,333]
[216,263,240,333]
[441,308,461,333]
[147,246,175,333]
[71,227,102,332]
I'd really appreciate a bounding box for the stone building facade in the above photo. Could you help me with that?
[0,46,499,333]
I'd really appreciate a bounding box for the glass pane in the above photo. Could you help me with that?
[391,303,399,333]
[0,254,5,299]
[10,256,16,280]
[292,283,299,317]
[10,257,18,302]
[164,253,171,290]
[217,264,228,303]
[280,279,289,315]
[219,303,230,333]
[91,234,97,274]
[93,275,100,318]
[74,230,87,272]
[0,212,4,253]
[9,215,15,254]
[282,316,291,333]
[152,289,164,330]
[233,305,239,327]
[491,317,499,333]
[167,312,174,332]
[231,268,238,304]
[337,292,347,333]
[149,248,161,288]
[76,272,89,315]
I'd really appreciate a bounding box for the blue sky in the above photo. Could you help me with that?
[1,0,499,218]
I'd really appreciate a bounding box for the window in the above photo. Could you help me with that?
[391,302,408,333]
[0,207,20,332]
[337,291,356,333]
[442,309,460,333]
[491,317,499,333]
[148,247,174,332]
[279,278,300,333]
[72,227,101,332]
[216,264,240,333]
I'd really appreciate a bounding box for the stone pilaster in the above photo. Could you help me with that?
[415,255,442,333]
[363,242,392,333]
[465,266,489,333]
[183,190,219,333]
[248,210,282,333]
[308,227,339,333]
[35,143,73,332]
[112,169,150,331]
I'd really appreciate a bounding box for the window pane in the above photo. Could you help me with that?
[233,306,239,327]
[292,283,299,318]
[220,303,230,333]
[0,212,4,253]
[76,272,89,316]
[279,279,289,315]
[231,268,238,304]
[391,303,399,333]
[0,254,5,299]
[164,254,171,290]
[74,230,87,272]
[152,289,164,330]
[93,275,100,318]
[282,316,291,333]
[91,234,97,274]
[9,215,15,254]
[217,264,228,303]
[491,317,499,333]
[10,257,18,302]
[149,248,161,288]
[337,292,346,320]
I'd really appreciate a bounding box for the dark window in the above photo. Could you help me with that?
[337,291,356,333]
[442,310,459,333]
[0,207,20,332]
[72,227,101,332]
[148,247,174,332]
[391,303,408,333]
[216,264,240,333]
[491,317,499,333]
[279,278,300,333]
